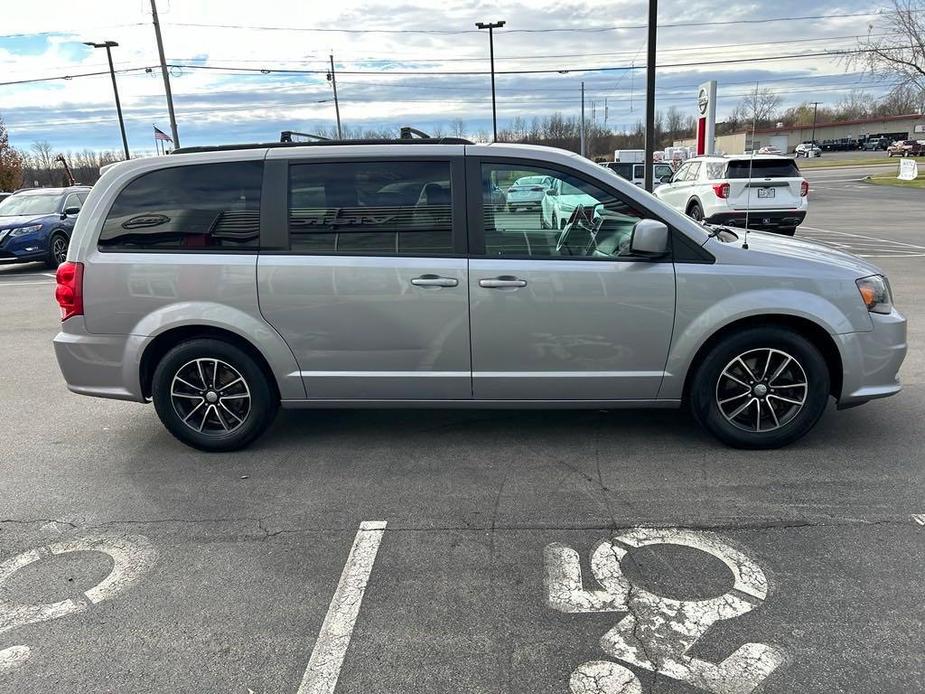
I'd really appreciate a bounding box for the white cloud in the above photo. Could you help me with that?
[0,0,896,150]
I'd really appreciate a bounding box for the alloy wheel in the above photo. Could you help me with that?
[170,358,251,435]
[52,236,68,265]
[715,348,808,433]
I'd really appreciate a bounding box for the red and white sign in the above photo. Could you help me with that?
[695,81,717,156]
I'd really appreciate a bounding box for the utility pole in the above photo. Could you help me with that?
[84,41,129,159]
[580,82,586,157]
[327,54,343,139]
[643,0,658,192]
[604,97,609,127]
[810,101,821,145]
[476,20,505,142]
[150,0,179,147]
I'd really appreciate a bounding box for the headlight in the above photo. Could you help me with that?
[8,224,43,237]
[856,275,893,314]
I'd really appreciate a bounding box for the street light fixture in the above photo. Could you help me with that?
[83,40,130,159]
[476,20,505,142]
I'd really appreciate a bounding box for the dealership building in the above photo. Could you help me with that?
[676,113,925,154]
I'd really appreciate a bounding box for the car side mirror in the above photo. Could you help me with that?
[63,207,80,217]
[660,174,674,183]
[629,219,669,256]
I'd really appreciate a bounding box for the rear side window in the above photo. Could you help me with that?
[99,161,263,251]
[287,160,453,256]
[726,159,800,179]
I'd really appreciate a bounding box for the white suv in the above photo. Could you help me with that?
[654,155,809,236]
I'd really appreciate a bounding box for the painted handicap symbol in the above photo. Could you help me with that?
[0,534,156,674]
[545,528,785,694]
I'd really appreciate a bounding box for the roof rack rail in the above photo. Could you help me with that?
[171,126,472,154]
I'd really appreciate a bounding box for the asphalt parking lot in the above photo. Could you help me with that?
[1,173,923,693]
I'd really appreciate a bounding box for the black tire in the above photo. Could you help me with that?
[689,327,830,449]
[687,201,704,222]
[152,338,278,452]
[46,232,69,269]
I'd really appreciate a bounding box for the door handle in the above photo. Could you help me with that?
[479,276,527,289]
[410,275,458,288]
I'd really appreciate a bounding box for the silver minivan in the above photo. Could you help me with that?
[53,140,906,451]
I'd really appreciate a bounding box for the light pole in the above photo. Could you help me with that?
[327,54,343,139]
[643,0,658,192]
[150,0,180,147]
[84,41,130,159]
[810,101,821,145]
[476,20,505,142]
[580,82,586,157]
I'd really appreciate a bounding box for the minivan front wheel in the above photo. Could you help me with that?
[690,327,830,449]
[152,338,278,451]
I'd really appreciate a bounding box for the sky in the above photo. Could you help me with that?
[0,0,904,154]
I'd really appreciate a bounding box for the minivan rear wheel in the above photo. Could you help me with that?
[690,327,830,449]
[152,338,278,451]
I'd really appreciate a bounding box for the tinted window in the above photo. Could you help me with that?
[606,163,634,180]
[64,193,82,212]
[288,161,453,256]
[482,163,649,259]
[99,161,263,250]
[726,159,800,179]
[684,162,701,181]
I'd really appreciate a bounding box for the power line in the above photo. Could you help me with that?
[159,32,885,68]
[162,46,908,76]
[161,10,905,35]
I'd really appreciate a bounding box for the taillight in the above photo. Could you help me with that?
[712,182,730,199]
[55,261,84,321]
[800,179,809,197]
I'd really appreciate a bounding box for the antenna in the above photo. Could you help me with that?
[742,80,760,250]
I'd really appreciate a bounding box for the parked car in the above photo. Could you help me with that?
[861,137,890,151]
[603,161,675,187]
[794,142,822,158]
[654,155,808,235]
[53,140,905,452]
[505,175,553,213]
[0,186,90,267]
[0,192,11,204]
[887,140,925,157]
[540,175,601,230]
[757,145,784,155]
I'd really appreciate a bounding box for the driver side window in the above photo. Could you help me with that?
[480,163,649,259]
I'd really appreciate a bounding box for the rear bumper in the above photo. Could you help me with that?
[705,209,806,232]
[53,317,146,402]
[836,308,907,407]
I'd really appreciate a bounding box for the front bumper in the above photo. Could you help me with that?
[836,308,907,407]
[53,316,147,402]
[705,209,806,233]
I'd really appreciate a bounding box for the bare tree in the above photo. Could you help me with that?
[844,0,925,106]
[450,118,466,138]
[734,88,782,127]
[836,89,876,119]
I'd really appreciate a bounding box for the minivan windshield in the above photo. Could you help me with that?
[727,160,801,179]
[0,193,61,217]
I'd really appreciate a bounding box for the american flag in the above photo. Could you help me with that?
[153,126,172,142]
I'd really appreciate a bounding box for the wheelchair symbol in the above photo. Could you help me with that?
[0,534,156,674]
[545,528,786,694]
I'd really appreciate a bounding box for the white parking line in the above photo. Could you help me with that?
[297,521,387,694]
[801,226,925,250]
[912,514,925,526]
[0,281,54,287]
